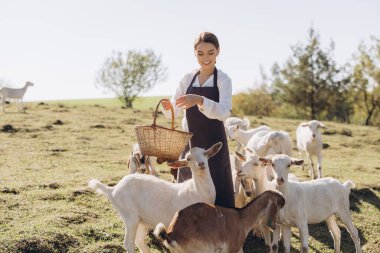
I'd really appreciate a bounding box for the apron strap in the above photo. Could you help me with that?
[213,67,218,88]
[189,70,200,87]
[189,68,218,87]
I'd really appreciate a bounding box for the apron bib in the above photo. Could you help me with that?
[180,68,234,208]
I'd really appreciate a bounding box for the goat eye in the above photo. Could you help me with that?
[186,157,191,162]
[288,165,291,168]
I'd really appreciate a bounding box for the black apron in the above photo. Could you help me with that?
[178,68,234,208]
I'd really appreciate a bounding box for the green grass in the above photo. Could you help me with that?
[0,98,379,252]
[34,96,167,110]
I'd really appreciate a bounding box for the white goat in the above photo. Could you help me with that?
[230,154,255,208]
[154,190,285,253]
[224,116,251,130]
[236,151,300,252]
[0,81,34,112]
[247,130,293,157]
[226,125,271,147]
[224,117,251,152]
[88,142,222,253]
[127,143,158,177]
[296,120,325,178]
[263,154,362,253]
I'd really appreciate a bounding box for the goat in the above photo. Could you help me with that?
[230,154,255,208]
[224,117,251,152]
[225,125,271,151]
[235,151,299,252]
[247,130,293,157]
[0,81,34,112]
[154,190,285,253]
[224,116,251,130]
[296,120,325,178]
[88,142,222,253]
[127,143,158,177]
[263,154,362,253]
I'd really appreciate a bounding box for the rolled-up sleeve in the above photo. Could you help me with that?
[197,74,232,121]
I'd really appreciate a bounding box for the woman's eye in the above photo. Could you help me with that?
[208,53,214,56]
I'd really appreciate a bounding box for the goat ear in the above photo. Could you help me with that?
[259,156,272,165]
[301,123,309,127]
[234,151,246,162]
[236,124,240,130]
[291,159,304,166]
[318,122,326,128]
[170,168,178,178]
[266,200,277,230]
[167,160,188,168]
[206,142,223,158]
[244,147,255,154]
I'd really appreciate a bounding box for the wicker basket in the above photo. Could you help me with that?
[134,98,193,162]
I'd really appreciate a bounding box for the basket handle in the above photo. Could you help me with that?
[153,98,174,130]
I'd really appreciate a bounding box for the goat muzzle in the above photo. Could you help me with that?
[277,178,284,186]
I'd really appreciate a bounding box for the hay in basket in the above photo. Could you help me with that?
[134,98,192,163]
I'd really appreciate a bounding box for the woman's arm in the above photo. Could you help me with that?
[161,75,189,119]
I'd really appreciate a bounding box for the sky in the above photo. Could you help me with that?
[0,0,379,101]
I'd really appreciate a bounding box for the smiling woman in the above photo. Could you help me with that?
[161,32,234,208]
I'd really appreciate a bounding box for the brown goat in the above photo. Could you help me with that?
[154,190,285,253]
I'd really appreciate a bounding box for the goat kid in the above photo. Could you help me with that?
[154,190,285,253]
[296,120,325,178]
[263,154,362,253]
[127,143,158,177]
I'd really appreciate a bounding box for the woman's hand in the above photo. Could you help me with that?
[161,99,172,110]
[176,95,204,109]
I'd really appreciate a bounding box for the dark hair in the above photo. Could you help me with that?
[194,32,220,50]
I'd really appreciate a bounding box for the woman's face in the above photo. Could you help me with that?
[195,42,219,71]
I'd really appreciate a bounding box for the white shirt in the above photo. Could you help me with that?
[162,69,232,129]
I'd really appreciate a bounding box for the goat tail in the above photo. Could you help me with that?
[154,223,176,249]
[88,179,113,196]
[343,180,355,191]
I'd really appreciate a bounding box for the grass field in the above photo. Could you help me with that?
[0,98,379,253]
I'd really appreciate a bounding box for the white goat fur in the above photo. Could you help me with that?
[296,120,325,178]
[88,142,222,253]
[127,143,158,177]
[247,130,293,157]
[0,81,34,112]
[224,116,251,152]
[268,154,362,253]
[226,125,271,147]
[230,154,255,208]
[236,152,298,251]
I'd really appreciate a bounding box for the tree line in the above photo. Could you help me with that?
[233,27,380,126]
[96,27,379,126]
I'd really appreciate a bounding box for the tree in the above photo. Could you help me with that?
[274,27,351,120]
[352,37,380,126]
[96,49,167,108]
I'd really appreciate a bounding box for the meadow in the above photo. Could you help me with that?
[0,97,379,253]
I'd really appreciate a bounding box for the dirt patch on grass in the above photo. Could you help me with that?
[0,232,79,253]
[1,124,18,133]
[60,211,98,225]
[40,193,66,201]
[72,189,94,197]
[0,187,20,195]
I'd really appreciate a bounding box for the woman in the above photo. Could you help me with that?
[162,32,234,208]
